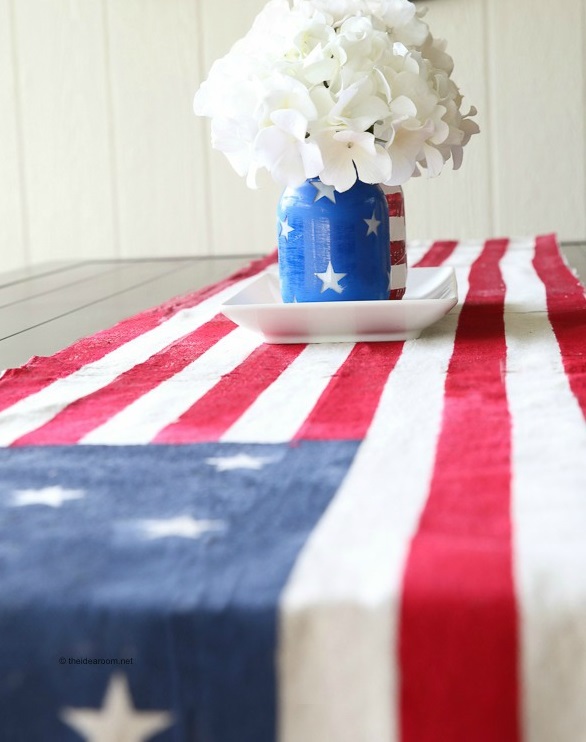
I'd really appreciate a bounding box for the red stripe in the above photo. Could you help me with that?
[11,315,236,446]
[390,241,406,264]
[0,254,275,415]
[389,238,456,307]
[295,341,404,440]
[390,241,407,300]
[385,191,405,217]
[415,240,458,267]
[153,343,306,443]
[533,234,586,417]
[295,242,455,441]
[399,239,520,742]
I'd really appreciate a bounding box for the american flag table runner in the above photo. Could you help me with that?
[0,234,584,742]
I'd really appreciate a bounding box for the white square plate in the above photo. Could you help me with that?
[221,266,457,344]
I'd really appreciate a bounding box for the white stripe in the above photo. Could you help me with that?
[390,262,407,290]
[0,273,261,446]
[80,328,262,445]
[390,216,406,242]
[221,343,355,443]
[405,240,433,265]
[278,240,484,742]
[503,239,586,742]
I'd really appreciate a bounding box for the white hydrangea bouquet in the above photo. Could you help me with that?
[194,0,478,193]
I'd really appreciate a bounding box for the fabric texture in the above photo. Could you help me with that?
[0,235,584,742]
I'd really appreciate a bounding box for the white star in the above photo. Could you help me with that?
[205,453,275,472]
[315,261,346,294]
[60,674,173,742]
[364,210,382,236]
[11,486,85,508]
[279,217,294,240]
[138,516,225,540]
[311,180,336,203]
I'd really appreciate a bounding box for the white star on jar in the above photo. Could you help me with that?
[315,262,346,294]
[311,180,336,203]
[279,217,294,240]
[364,210,381,236]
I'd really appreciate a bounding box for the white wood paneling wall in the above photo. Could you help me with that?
[1,0,25,271]
[1,0,585,271]
[106,0,209,257]
[403,0,586,241]
[14,0,116,265]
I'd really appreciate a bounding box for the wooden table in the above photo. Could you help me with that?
[0,256,256,370]
[1,245,584,371]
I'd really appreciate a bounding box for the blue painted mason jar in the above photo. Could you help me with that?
[277,178,390,303]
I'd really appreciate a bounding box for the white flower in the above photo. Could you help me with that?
[296,0,367,24]
[255,109,323,186]
[372,0,429,46]
[256,73,319,127]
[311,78,390,135]
[314,129,391,191]
[385,123,432,184]
[193,0,478,190]
[301,40,345,85]
[211,117,260,188]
